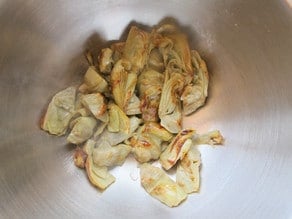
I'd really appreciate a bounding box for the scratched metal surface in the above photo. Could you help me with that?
[0,0,292,218]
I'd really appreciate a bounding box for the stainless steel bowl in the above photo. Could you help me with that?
[1,0,291,218]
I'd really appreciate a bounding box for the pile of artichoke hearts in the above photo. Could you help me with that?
[41,23,223,207]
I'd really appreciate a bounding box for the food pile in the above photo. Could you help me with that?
[41,23,223,207]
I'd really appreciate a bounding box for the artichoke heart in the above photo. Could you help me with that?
[160,129,195,170]
[110,42,125,63]
[108,103,130,133]
[85,154,115,190]
[110,59,137,111]
[129,122,172,163]
[138,69,164,122]
[156,24,193,84]
[176,146,201,193]
[98,48,114,74]
[97,116,142,146]
[41,86,76,136]
[73,146,88,169]
[123,26,150,72]
[93,141,131,167]
[67,117,97,144]
[158,73,185,133]
[181,50,209,115]
[125,94,141,115]
[79,66,108,93]
[140,163,187,207]
[193,130,224,145]
[81,93,107,121]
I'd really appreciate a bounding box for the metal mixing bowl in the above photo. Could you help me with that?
[1,0,291,218]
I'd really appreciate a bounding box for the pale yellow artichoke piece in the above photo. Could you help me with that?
[82,139,96,156]
[81,93,107,121]
[147,48,164,72]
[144,122,173,142]
[41,86,76,136]
[156,24,193,84]
[110,59,137,111]
[193,130,224,146]
[129,131,162,163]
[138,69,164,122]
[125,94,141,115]
[158,73,184,133]
[123,26,150,72]
[129,122,171,163]
[140,163,187,207]
[93,121,108,139]
[108,103,130,134]
[110,42,125,63]
[81,93,106,118]
[98,48,114,74]
[176,146,201,193]
[160,129,195,170]
[67,117,97,144]
[181,50,209,115]
[97,116,142,146]
[85,155,115,190]
[79,66,108,93]
[73,146,88,169]
[93,141,131,167]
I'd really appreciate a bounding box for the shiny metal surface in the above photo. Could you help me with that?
[0,0,292,218]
